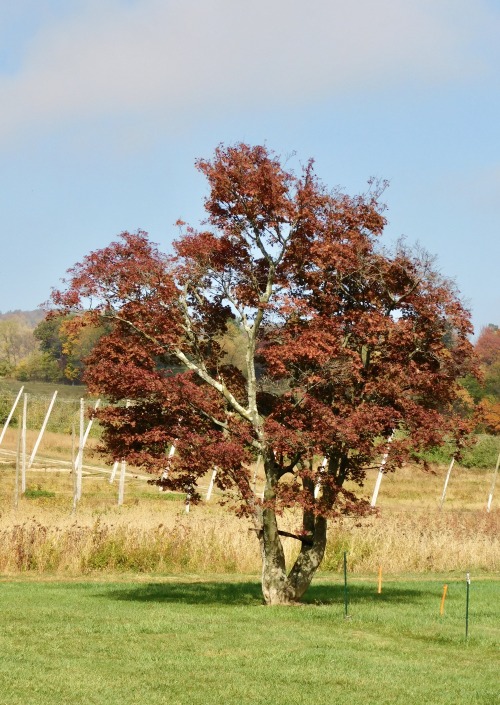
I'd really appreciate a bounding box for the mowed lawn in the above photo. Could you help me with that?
[0,578,498,705]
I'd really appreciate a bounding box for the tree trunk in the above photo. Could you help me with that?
[287,514,327,600]
[260,505,296,605]
[259,454,296,604]
[259,463,327,605]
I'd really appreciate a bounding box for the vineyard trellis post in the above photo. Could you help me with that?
[76,398,84,502]
[74,399,100,470]
[117,400,130,505]
[14,419,21,509]
[109,461,119,483]
[28,390,58,468]
[439,455,456,510]
[370,431,394,507]
[71,421,78,514]
[0,385,24,446]
[486,451,499,512]
[21,393,27,493]
[118,461,126,505]
[206,468,217,501]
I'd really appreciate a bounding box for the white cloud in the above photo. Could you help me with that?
[0,0,498,145]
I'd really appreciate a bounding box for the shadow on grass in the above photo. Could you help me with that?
[304,583,432,605]
[105,581,263,606]
[102,580,430,607]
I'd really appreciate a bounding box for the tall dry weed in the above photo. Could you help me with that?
[0,511,261,576]
[1,443,499,577]
[0,507,498,577]
[323,509,500,573]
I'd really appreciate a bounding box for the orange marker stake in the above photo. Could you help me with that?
[440,584,448,615]
[377,565,382,594]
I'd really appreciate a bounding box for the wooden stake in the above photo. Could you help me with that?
[206,468,217,501]
[71,422,77,514]
[371,431,394,507]
[14,419,21,509]
[73,399,100,470]
[21,393,27,494]
[439,456,455,510]
[440,584,448,615]
[0,385,24,446]
[118,460,126,505]
[377,565,383,594]
[117,400,131,504]
[76,398,84,501]
[486,452,500,513]
[28,390,58,468]
[109,460,119,483]
[161,442,176,481]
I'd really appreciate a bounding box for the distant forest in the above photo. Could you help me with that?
[0,309,498,435]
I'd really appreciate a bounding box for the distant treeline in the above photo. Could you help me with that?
[0,311,499,435]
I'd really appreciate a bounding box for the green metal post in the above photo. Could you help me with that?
[343,551,348,618]
[465,572,470,640]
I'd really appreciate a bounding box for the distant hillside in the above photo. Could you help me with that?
[0,310,45,328]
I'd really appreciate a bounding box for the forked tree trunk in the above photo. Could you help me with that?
[287,515,327,600]
[259,507,328,605]
[259,463,328,605]
[260,506,296,605]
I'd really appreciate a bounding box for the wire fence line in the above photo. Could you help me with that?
[0,389,100,436]
[0,386,499,511]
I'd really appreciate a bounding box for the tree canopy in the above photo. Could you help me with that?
[475,325,500,433]
[50,143,477,604]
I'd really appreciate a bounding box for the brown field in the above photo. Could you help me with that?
[0,422,499,578]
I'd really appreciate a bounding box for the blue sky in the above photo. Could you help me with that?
[0,0,499,335]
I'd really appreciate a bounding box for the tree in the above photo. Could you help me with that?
[472,325,500,433]
[34,316,107,383]
[475,324,500,367]
[0,316,38,374]
[50,143,477,604]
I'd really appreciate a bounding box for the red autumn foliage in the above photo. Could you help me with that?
[49,144,478,604]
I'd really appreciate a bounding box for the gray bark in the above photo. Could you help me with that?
[259,459,327,605]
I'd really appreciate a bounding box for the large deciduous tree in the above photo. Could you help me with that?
[50,144,477,604]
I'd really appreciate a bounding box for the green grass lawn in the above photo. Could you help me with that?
[0,577,498,705]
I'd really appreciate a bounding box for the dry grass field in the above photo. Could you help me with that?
[0,417,499,579]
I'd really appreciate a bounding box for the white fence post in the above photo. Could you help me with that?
[118,460,126,505]
[161,442,176,481]
[371,432,395,507]
[206,468,217,501]
[487,451,500,513]
[439,456,456,510]
[74,399,100,470]
[109,460,119,483]
[117,400,130,505]
[21,393,27,493]
[0,385,24,446]
[14,423,21,508]
[28,390,58,468]
[76,398,84,501]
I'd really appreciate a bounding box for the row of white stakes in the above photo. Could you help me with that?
[0,387,219,510]
[1,389,498,511]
